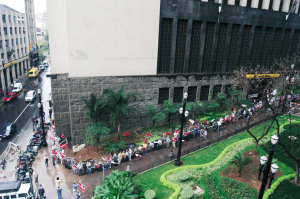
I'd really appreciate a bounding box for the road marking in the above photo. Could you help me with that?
[18,88,26,95]
[0,102,4,107]
[14,102,31,123]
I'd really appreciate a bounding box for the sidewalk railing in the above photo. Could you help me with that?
[132,116,275,174]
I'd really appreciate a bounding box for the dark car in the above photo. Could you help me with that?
[0,123,17,138]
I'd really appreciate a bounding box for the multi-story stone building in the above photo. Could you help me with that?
[0,4,30,94]
[47,0,300,145]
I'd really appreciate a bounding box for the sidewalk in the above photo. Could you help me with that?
[32,107,292,199]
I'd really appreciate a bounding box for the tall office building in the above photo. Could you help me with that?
[47,0,300,145]
[0,5,30,94]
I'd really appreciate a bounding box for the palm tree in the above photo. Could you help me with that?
[163,100,179,128]
[103,85,139,142]
[231,152,252,177]
[81,93,106,123]
[93,170,139,199]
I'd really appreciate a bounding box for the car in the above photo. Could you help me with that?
[46,69,51,77]
[43,62,49,67]
[38,65,45,71]
[12,83,23,93]
[3,93,18,102]
[0,123,16,138]
[25,90,36,102]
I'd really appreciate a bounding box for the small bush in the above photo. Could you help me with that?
[144,190,155,199]
[176,170,191,181]
[180,186,194,199]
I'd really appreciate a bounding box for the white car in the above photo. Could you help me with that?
[12,83,23,93]
[46,69,51,77]
[25,90,36,102]
[38,65,45,71]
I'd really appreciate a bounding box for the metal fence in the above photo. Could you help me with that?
[132,116,275,174]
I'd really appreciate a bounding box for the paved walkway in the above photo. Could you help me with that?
[32,107,288,199]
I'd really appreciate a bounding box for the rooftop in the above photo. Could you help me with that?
[0,4,21,13]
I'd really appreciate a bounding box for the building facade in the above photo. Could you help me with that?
[0,5,30,94]
[47,0,300,145]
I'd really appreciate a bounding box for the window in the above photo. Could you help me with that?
[16,38,18,45]
[10,27,12,34]
[5,39,8,47]
[173,87,183,103]
[10,194,16,198]
[11,39,13,46]
[17,49,19,56]
[15,27,17,34]
[25,47,27,54]
[21,48,23,55]
[13,16,15,23]
[20,38,22,44]
[8,15,11,23]
[18,17,20,24]
[158,88,169,104]
[19,27,21,34]
[1,53,4,59]
[24,37,26,43]
[187,86,197,102]
[200,86,210,101]
[0,40,2,48]
[22,17,24,24]
[2,14,6,23]
[3,27,7,35]
[212,85,222,99]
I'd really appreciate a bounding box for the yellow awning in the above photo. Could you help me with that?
[246,74,281,79]
[4,60,18,68]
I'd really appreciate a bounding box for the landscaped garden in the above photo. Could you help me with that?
[132,117,300,199]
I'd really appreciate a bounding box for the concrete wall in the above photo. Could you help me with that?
[52,73,229,144]
[48,0,160,77]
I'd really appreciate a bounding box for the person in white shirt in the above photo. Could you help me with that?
[217,121,221,131]
[204,129,207,140]
[128,148,132,161]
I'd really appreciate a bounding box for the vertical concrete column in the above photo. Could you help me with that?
[251,0,259,8]
[228,0,235,5]
[272,0,281,11]
[294,0,300,13]
[282,0,291,12]
[201,0,208,2]
[262,0,271,9]
[240,0,248,7]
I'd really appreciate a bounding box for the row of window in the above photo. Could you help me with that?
[2,14,24,24]
[0,47,27,59]
[158,85,232,104]
[0,38,26,48]
[1,26,24,35]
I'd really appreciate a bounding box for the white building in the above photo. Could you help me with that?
[0,4,30,94]
[24,0,37,48]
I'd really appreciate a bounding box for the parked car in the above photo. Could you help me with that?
[25,90,36,102]
[38,65,45,71]
[3,93,18,102]
[43,61,49,67]
[12,83,23,93]
[0,123,16,138]
[46,69,51,77]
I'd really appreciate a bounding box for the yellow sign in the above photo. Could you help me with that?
[4,60,18,68]
[246,74,281,79]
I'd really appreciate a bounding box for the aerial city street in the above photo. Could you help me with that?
[1,0,300,199]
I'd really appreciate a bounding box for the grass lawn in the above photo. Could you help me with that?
[133,116,300,199]
[269,180,300,199]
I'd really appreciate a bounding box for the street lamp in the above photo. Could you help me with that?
[258,134,279,199]
[176,92,188,166]
[1,58,8,95]
[38,89,47,147]
[291,64,294,70]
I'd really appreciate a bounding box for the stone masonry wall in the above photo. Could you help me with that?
[51,73,230,145]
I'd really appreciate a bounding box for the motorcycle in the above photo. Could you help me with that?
[26,154,35,162]
[1,158,6,170]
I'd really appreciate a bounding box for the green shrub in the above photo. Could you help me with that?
[180,186,194,199]
[144,190,156,199]
[176,170,191,181]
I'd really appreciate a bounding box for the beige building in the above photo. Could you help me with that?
[0,4,30,93]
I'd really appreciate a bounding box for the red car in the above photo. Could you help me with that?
[3,93,18,102]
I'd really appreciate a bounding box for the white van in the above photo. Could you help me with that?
[12,83,23,93]
[0,181,36,199]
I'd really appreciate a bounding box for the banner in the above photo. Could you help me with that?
[52,150,57,155]
[79,178,87,193]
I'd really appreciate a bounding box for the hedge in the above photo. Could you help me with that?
[263,174,295,199]
[160,138,253,199]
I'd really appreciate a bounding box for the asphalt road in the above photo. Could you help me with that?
[0,62,52,154]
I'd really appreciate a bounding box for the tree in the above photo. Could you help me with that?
[212,92,230,112]
[104,85,139,142]
[85,123,110,151]
[231,152,252,177]
[81,93,106,123]
[228,86,246,106]
[163,100,179,128]
[93,170,140,199]
[186,102,204,120]
[145,105,165,131]
[44,29,49,46]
